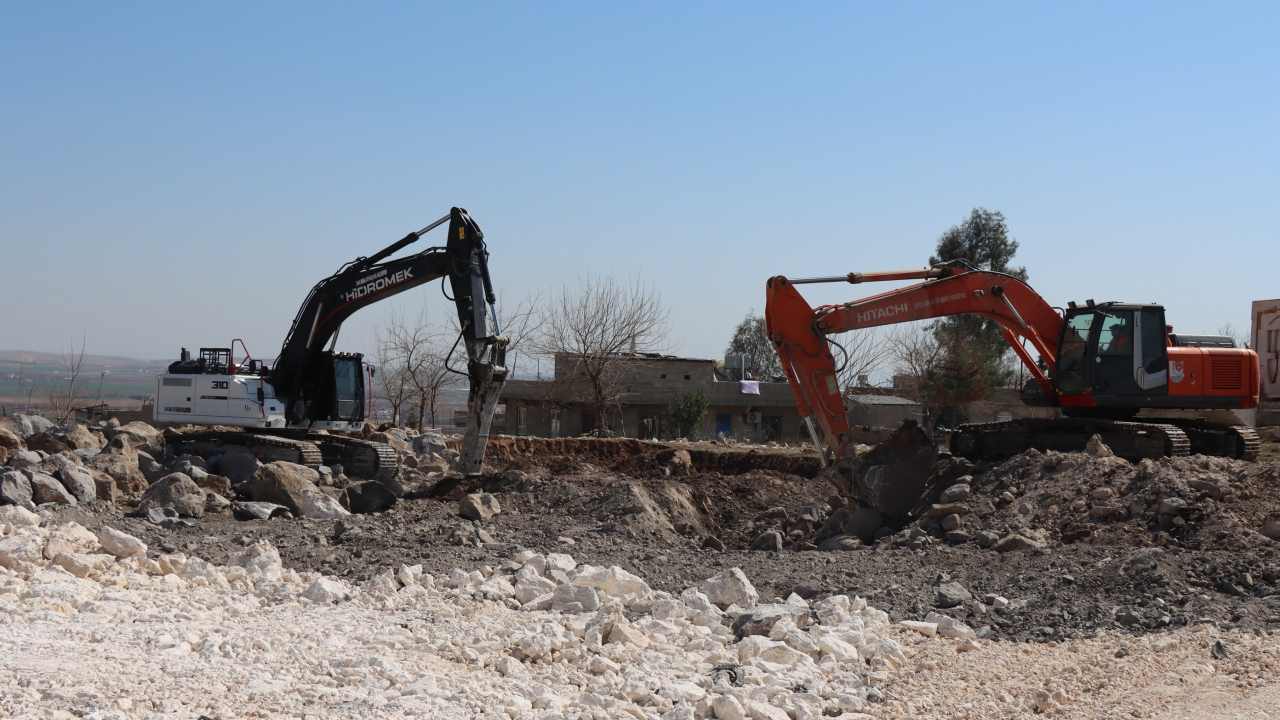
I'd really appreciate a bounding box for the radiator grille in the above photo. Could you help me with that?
[162,377,192,387]
[1208,352,1243,391]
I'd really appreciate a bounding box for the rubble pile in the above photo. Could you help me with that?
[887,439,1280,564]
[6,507,1278,718]
[1,505,946,719]
[0,413,469,520]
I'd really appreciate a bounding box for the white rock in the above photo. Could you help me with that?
[545,552,577,574]
[712,693,747,720]
[899,620,938,637]
[98,527,147,559]
[230,539,282,581]
[397,563,423,586]
[924,612,977,640]
[299,491,350,519]
[859,637,906,668]
[0,535,44,569]
[51,552,114,578]
[514,574,557,605]
[0,504,41,528]
[701,567,758,609]
[608,623,651,648]
[745,699,791,720]
[302,577,351,603]
[523,592,554,611]
[478,576,516,600]
[495,655,529,678]
[814,635,861,662]
[663,682,706,702]
[589,655,621,674]
[552,582,601,612]
[573,565,653,601]
[680,587,719,614]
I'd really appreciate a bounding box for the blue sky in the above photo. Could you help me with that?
[2,2,1276,367]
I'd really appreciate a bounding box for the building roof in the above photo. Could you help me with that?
[499,377,797,408]
[846,394,920,406]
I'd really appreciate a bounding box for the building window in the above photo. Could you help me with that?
[684,374,691,380]
[660,374,667,379]
[516,406,528,436]
[549,409,560,438]
[582,411,596,436]
[763,414,782,441]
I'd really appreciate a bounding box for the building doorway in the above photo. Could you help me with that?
[715,413,732,438]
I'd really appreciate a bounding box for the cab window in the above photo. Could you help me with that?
[1057,312,1094,394]
[333,359,361,420]
[1059,313,1094,371]
[1140,308,1167,373]
[1097,312,1134,356]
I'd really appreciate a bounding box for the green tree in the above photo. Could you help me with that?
[917,336,1005,427]
[725,311,783,380]
[929,208,1027,361]
[667,388,710,439]
[924,208,1026,425]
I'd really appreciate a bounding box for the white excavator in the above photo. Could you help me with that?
[154,207,508,479]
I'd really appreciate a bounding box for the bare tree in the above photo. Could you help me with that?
[370,331,413,424]
[829,328,888,390]
[885,322,944,428]
[44,335,89,423]
[1219,322,1250,349]
[528,274,670,436]
[14,365,40,414]
[375,306,462,429]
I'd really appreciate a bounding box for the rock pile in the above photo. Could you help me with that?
[0,504,997,719]
[885,438,1280,560]
[0,413,467,520]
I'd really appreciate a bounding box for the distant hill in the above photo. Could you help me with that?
[0,350,167,407]
[0,350,169,369]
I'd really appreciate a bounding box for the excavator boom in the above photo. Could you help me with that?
[765,265,1060,466]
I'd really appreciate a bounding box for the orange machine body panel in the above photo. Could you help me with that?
[1168,347,1258,405]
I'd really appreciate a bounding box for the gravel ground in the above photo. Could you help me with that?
[49,435,1280,648]
[4,505,1279,720]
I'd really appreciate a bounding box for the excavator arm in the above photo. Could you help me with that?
[764,263,1064,513]
[269,207,508,474]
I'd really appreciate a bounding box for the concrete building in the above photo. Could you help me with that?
[495,353,803,441]
[845,393,923,428]
[1253,299,1280,401]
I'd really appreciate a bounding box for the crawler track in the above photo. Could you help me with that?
[167,430,325,466]
[165,429,397,480]
[950,417,1193,461]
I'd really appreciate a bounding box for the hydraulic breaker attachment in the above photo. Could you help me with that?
[456,335,509,476]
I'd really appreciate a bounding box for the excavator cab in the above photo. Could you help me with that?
[288,350,365,430]
[1055,303,1170,406]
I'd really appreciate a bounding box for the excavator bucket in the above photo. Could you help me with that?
[844,420,938,517]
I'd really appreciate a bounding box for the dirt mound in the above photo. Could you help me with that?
[479,436,822,478]
[912,447,1280,557]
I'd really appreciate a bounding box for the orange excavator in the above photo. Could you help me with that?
[765,260,1260,515]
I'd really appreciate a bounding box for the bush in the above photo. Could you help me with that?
[667,389,710,439]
